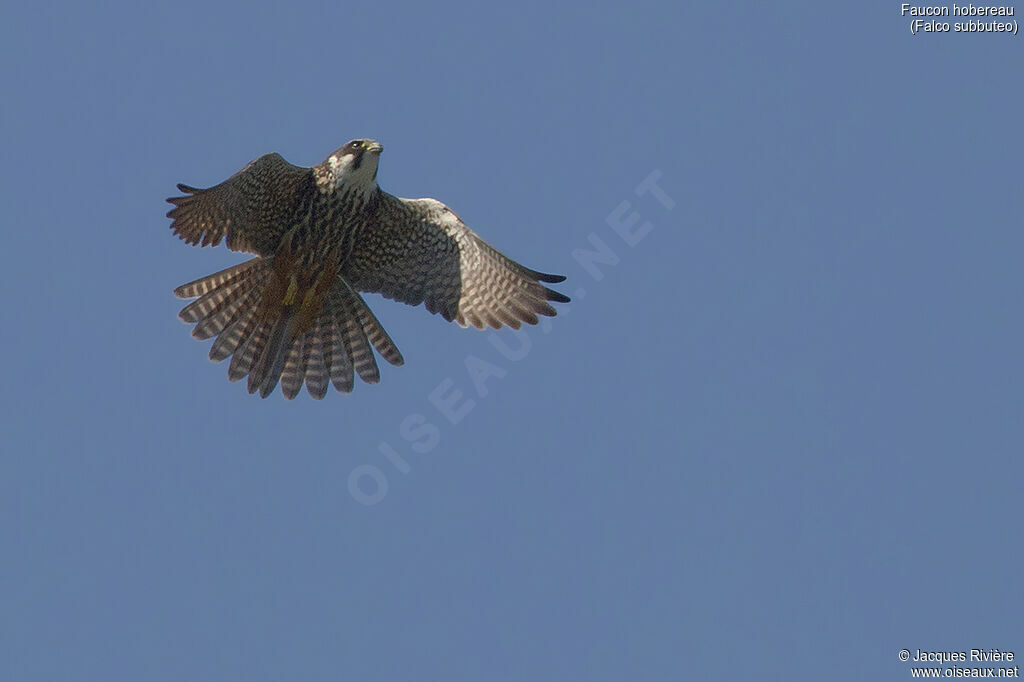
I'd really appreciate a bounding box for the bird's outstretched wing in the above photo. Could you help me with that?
[346,194,570,329]
[166,153,312,256]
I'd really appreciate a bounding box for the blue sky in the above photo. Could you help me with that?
[2,2,1021,680]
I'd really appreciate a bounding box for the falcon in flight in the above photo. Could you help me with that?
[168,139,569,399]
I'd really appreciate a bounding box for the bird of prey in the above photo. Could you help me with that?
[168,139,569,399]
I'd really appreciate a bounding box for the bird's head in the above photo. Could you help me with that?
[317,138,383,194]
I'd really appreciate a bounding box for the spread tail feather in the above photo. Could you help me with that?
[175,258,403,399]
[248,305,299,398]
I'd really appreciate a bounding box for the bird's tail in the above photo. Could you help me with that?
[174,257,404,399]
